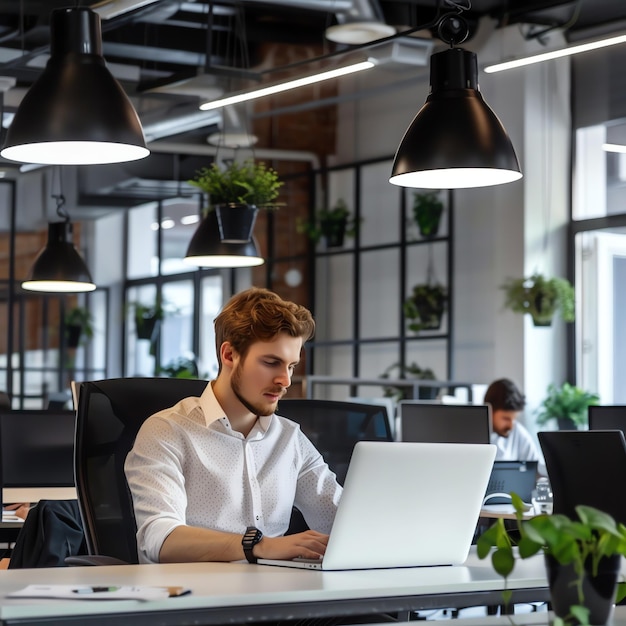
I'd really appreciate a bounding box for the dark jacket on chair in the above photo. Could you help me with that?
[9,499,87,568]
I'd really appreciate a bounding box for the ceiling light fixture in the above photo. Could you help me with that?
[22,222,96,293]
[484,33,626,74]
[1,7,149,165]
[199,61,374,111]
[183,210,264,268]
[22,169,96,293]
[390,13,522,189]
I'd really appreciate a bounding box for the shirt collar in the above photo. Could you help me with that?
[198,380,274,432]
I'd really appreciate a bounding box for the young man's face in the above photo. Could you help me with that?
[230,333,303,417]
[491,409,520,437]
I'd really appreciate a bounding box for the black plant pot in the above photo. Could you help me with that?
[321,216,347,248]
[557,417,578,430]
[66,324,82,348]
[136,315,160,342]
[215,203,259,243]
[545,553,620,625]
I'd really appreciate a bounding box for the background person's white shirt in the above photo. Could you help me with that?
[490,421,547,476]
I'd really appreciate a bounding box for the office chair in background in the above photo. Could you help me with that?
[538,430,626,524]
[70,377,208,565]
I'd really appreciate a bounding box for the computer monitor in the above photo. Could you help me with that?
[398,401,491,444]
[0,410,76,488]
[588,405,626,432]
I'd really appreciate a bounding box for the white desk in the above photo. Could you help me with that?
[0,549,549,626]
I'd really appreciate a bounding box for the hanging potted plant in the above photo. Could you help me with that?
[380,362,438,401]
[64,306,94,349]
[536,382,600,430]
[128,301,167,342]
[412,191,444,239]
[404,282,447,332]
[296,199,360,248]
[501,273,575,327]
[188,160,283,242]
[477,493,626,625]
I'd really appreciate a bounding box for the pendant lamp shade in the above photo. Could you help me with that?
[183,210,265,268]
[1,7,149,166]
[22,222,96,293]
[390,48,522,189]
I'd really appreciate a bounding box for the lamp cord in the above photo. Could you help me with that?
[52,166,69,223]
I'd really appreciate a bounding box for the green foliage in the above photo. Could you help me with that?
[296,199,360,244]
[64,306,94,339]
[477,494,626,623]
[380,361,436,402]
[412,191,444,238]
[501,273,575,325]
[536,382,600,427]
[159,357,199,379]
[404,283,447,332]
[188,160,283,209]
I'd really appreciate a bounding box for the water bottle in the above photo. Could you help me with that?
[532,477,553,515]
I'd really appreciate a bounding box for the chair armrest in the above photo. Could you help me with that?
[65,555,129,566]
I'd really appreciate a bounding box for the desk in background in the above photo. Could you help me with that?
[0,550,549,626]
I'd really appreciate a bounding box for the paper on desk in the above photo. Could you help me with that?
[8,585,191,601]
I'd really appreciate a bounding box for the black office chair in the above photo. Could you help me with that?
[588,405,626,432]
[71,377,208,565]
[277,399,394,485]
[538,430,626,524]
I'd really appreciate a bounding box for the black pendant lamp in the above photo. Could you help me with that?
[22,221,96,293]
[183,210,264,268]
[1,7,149,165]
[390,46,522,189]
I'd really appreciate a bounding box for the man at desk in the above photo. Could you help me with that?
[125,288,342,565]
[484,378,545,474]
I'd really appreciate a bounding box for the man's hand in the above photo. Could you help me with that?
[253,530,329,561]
[3,502,31,520]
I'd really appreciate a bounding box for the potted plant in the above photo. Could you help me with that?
[536,382,600,430]
[296,199,360,248]
[501,273,575,327]
[128,301,167,342]
[64,306,94,349]
[380,361,438,401]
[404,283,447,332]
[188,160,283,242]
[477,493,626,625]
[412,191,444,239]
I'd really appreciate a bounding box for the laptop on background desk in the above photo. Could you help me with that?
[258,440,496,570]
[483,460,538,506]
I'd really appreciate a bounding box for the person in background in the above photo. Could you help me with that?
[484,378,546,474]
[125,287,342,565]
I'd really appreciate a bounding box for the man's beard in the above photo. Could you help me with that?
[231,361,282,417]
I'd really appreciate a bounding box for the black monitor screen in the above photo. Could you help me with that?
[0,410,75,488]
[588,406,626,432]
[398,402,491,444]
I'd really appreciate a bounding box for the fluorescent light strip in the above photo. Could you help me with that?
[484,33,626,74]
[199,61,375,111]
[603,143,626,153]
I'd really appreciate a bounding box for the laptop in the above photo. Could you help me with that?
[483,460,538,505]
[588,405,626,432]
[398,401,491,444]
[258,440,496,570]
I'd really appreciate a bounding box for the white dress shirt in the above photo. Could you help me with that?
[124,382,342,564]
[490,421,546,475]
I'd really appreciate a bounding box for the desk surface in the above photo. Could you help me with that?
[0,549,549,626]
[3,487,77,503]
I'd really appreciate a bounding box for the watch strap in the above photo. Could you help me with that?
[242,526,263,563]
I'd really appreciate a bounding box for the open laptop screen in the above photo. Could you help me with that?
[0,410,75,488]
[398,402,491,444]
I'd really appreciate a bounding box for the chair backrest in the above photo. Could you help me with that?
[75,377,208,563]
[277,398,393,485]
[588,405,626,432]
[538,430,626,524]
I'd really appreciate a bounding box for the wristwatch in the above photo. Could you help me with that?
[242,526,263,563]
